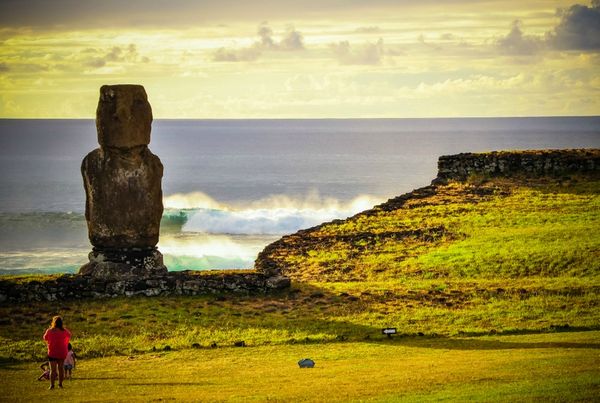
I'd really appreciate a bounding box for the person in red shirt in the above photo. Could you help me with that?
[43,316,71,389]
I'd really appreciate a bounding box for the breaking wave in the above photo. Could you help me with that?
[163,191,382,235]
[158,191,383,270]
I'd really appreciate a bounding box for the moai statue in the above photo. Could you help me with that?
[79,85,167,278]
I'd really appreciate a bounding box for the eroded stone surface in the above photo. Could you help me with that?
[435,149,600,183]
[80,84,166,278]
[82,146,163,249]
[0,271,290,303]
[96,84,152,149]
[79,248,166,278]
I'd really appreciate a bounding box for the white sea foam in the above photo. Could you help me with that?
[164,191,382,235]
[158,233,275,270]
[163,192,226,210]
[159,234,262,260]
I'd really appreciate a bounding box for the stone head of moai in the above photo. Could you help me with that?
[96,84,153,149]
[79,84,167,278]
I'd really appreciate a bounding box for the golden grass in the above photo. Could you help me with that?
[1,331,598,402]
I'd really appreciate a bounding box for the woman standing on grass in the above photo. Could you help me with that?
[43,316,71,389]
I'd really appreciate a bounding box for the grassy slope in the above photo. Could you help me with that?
[0,175,599,401]
[258,176,600,281]
[1,331,599,402]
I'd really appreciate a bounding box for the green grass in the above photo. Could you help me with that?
[1,331,598,402]
[263,177,600,281]
[1,276,598,361]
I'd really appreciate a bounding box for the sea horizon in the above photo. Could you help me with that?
[1,115,599,120]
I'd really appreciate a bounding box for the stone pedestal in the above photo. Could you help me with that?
[79,85,167,278]
[79,247,166,278]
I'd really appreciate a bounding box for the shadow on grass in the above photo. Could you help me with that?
[128,382,207,386]
[387,337,600,351]
[1,279,599,362]
[261,317,600,351]
[206,283,600,352]
[0,356,33,371]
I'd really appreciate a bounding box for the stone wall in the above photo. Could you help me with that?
[435,149,600,182]
[0,271,290,303]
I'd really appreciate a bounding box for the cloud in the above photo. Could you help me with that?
[493,3,600,54]
[412,74,529,96]
[105,46,123,62]
[547,1,600,50]
[497,20,543,55]
[355,26,381,33]
[0,1,516,29]
[257,23,276,49]
[330,38,385,65]
[213,23,304,62]
[416,33,443,51]
[82,44,148,69]
[213,47,262,62]
[279,28,304,51]
[84,58,106,68]
[8,63,49,73]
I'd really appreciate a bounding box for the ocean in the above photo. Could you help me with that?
[1,117,599,274]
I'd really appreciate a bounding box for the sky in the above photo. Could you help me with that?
[0,0,599,118]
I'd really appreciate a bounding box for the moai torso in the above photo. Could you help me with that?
[82,146,163,248]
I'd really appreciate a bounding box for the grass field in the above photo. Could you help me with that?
[0,174,599,401]
[1,331,598,402]
[0,275,598,362]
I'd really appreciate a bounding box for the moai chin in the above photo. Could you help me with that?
[79,84,167,278]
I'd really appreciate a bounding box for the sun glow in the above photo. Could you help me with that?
[0,0,598,118]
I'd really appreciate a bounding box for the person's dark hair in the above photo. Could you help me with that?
[51,316,64,330]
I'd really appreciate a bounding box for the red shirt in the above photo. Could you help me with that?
[43,328,71,360]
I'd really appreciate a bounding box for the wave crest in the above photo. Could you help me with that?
[163,192,226,210]
[163,191,382,235]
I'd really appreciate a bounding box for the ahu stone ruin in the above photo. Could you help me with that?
[79,84,167,278]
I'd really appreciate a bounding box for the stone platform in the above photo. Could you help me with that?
[0,271,290,303]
